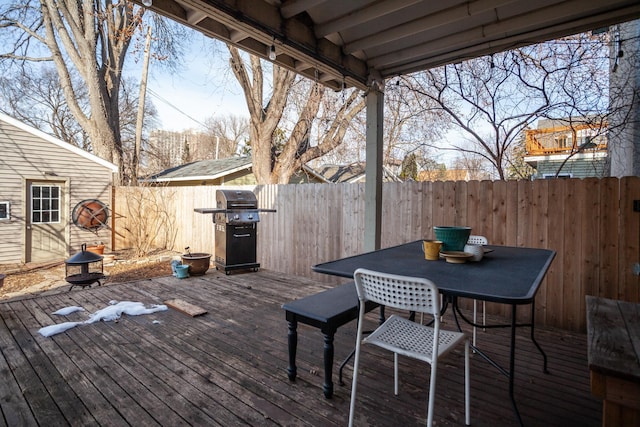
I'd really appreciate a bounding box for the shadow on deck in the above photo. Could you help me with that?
[0,269,600,426]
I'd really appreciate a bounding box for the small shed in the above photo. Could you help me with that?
[0,113,117,264]
[145,157,256,186]
[144,156,325,185]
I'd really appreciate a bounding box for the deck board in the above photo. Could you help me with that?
[0,269,600,426]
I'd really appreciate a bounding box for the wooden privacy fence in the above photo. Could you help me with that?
[113,177,640,333]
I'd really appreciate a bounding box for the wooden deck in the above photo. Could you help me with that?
[0,269,600,426]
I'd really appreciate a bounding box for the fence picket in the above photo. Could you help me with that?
[113,177,640,332]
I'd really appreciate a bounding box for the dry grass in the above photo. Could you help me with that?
[0,249,178,300]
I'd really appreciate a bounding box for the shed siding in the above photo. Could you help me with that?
[0,120,114,264]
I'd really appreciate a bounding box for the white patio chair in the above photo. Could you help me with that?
[467,235,488,347]
[349,268,470,427]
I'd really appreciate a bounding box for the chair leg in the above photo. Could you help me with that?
[465,339,471,426]
[427,358,438,427]
[394,353,399,395]
[349,322,365,426]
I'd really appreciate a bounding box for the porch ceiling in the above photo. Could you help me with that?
[146,0,639,91]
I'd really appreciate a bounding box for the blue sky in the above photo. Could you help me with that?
[133,34,249,131]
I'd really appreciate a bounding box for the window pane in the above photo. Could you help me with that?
[33,212,41,222]
[43,200,50,210]
[42,187,50,198]
[51,187,59,198]
[42,212,50,222]
[51,212,59,222]
[33,199,41,210]
[32,187,40,198]
[52,199,59,210]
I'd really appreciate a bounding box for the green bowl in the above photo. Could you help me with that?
[433,226,472,252]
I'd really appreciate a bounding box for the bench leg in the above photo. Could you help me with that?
[287,318,298,381]
[323,330,335,398]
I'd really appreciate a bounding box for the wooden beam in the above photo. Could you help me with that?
[281,0,327,19]
[370,0,640,71]
[314,0,422,37]
[186,8,207,25]
[155,0,369,89]
[343,0,518,54]
[364,86,384,252]
[379,2,640,75]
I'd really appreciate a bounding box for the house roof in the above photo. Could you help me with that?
[315,163,400,183]
[145,157,253,182]
[148,1,640,92]
[0,112,118,172]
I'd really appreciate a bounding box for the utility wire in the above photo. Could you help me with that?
[146,87,208,128]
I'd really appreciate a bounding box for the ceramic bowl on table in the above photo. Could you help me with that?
[433,226,472,252]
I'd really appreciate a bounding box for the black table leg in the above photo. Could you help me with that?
[287,318,298,381]
[529,300,549,373]
[322,329,335,398]
[509,305,524,427]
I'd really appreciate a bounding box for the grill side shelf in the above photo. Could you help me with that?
[194,208,277,214]
[194,208,227,214]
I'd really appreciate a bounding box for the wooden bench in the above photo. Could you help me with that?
[586,295,640,426]
[282,282,381,398]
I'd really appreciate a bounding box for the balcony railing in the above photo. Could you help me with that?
[525,123,607,156]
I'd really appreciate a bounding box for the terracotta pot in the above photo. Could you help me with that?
[181,253,211,276]
[86,245,105,255]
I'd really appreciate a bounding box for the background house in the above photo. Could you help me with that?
[144,156,325,186]
[524,118,609,179]
[418,169,471,182]
[0,113,117,264]
[314,162,401,183]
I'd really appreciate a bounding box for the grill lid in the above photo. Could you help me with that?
[66,244,103,264]
[216,189,258,209]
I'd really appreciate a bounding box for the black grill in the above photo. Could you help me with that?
[195,190,275,274]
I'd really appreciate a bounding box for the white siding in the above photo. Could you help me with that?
[0,118,115,264]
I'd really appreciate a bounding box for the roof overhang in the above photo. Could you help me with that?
[144,0,640,91]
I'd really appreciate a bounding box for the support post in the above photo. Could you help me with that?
[364,85,384,251]
[609,20,640,177]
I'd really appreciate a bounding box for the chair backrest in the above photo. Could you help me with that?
[467,235,488,245]
[353,268,440,317]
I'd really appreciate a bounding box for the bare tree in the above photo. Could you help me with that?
[404,32,611,180]
[202,114,249,159]
[0,66,90,149]
[0,0,188,184]
[451,152,494,180]
[228,46,366,184]
[381,80,449,167]
[325,80,448,172]
[0,66,158,182]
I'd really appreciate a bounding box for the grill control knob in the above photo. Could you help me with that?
[234,214,240,220]
[248,214,253,219]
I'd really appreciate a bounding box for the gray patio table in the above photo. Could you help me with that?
[312,240,556,426]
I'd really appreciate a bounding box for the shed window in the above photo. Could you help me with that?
[31,185,60,223]
[0,202,9,220]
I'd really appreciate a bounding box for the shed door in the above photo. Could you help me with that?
[26,181,66,263]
